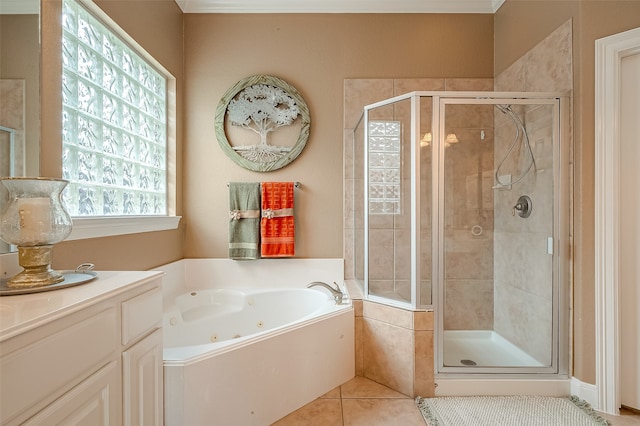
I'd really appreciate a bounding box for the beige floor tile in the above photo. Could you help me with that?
[320,386,342,399]
[271,398,343,426]
[342,398,425,426]
[341,376,408,399]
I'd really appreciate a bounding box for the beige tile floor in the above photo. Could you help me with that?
[271,376,425,426]
[272,376,640,425]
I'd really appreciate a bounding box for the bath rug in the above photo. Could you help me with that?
[228,182,261,260]
[260,181,295,257]
[415,395,610,426]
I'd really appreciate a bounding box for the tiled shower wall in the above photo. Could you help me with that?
[493,19,572,363]
[442,102,496,330]
[343,78,494,323]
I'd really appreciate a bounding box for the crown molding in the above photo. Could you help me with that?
[176,0,506,14]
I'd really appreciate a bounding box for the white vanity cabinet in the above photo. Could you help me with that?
[121,285,164,426]
[0,271,164,426]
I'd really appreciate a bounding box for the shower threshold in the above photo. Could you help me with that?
[443,330,545,367]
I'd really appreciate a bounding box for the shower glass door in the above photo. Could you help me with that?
[438,97,560,372]
[364,94,433,308]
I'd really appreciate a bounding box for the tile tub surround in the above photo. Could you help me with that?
[347,281,434,398]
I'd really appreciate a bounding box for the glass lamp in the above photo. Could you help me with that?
[0,178,73,288]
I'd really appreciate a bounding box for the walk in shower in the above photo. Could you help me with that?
[353,92,570,378]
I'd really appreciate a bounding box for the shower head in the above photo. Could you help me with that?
[493,103,536,189]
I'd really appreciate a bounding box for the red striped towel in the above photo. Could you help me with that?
[260,182,295,257]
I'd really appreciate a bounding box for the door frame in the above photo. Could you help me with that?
[595,26,640,415]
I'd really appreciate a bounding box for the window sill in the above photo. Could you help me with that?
[67,216,181,241]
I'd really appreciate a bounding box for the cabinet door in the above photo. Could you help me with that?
[1,307,117,425]
[122,329,163,426]
[23,361,121,426]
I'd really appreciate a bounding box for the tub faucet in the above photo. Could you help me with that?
[307,281,344,305]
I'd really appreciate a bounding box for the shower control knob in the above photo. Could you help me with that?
[512,195,532,218]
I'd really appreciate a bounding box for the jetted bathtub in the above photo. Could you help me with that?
[159,259,354,426]
[163,287,348,360]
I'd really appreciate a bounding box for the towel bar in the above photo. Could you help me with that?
[227,182,301,188]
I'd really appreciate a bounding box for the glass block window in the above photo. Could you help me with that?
[368,121,401,214]
[61,0,167,216]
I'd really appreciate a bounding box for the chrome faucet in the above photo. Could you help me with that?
[307,281,344,305]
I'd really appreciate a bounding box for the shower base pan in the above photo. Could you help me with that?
[443,330,545,367]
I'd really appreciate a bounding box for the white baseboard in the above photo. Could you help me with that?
[571,377,598,409]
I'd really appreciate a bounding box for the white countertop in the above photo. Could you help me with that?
[0,270,163,342]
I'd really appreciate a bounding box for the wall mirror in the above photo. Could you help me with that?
[0,0,40,254]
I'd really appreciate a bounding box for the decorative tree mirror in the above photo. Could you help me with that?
[215,75,311,172]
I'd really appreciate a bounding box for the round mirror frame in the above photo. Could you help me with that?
[214,75,311,172]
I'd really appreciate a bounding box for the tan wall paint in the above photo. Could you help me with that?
[40,0,184,271]
[575,1,640,385]
[495,0,640,385]
[493,1,580,76]
[183,13,494,258]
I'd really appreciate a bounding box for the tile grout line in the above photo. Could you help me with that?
[340,385,345,425]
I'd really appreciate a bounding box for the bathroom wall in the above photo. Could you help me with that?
[40,0,185,270]
[575,0,640,387]
[27,8,493,273]
[495,0,640,385]
[183,14,493,259]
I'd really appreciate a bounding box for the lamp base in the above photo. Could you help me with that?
[7,245,64,288]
